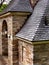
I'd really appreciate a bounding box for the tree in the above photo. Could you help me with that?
[0,4,7,12]
[0,0,5,7]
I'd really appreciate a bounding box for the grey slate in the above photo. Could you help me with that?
[33,0,49,41]
[10,0,33,12]
[0,0,33,15]
[16,0,49,41]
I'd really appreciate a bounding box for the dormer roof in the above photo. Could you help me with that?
[0,0,33,15]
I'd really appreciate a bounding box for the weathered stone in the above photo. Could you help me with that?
[34,44,49,65]
[18,40,33,65]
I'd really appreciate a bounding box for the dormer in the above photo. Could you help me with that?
[0,0,33,36]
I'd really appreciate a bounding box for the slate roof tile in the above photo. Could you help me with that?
[16,0,49,41]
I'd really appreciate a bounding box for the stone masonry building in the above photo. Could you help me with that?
[0,0,49,65]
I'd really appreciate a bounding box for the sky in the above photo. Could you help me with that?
[4,0,11,4]
[0,0,11,4]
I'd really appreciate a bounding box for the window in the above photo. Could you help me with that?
[2,20,8,57]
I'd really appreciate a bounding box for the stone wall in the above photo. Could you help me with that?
[18,40,49,65]
[18,40,33,65]
[0,15,13,65]
[34,43,49,65]
[0,19,2,55]
[0,12,30,65]
[13,39,19,65]
[12,15,27,35]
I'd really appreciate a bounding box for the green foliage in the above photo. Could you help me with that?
[0,4,7,12]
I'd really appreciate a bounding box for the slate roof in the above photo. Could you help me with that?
[16,0,49,41]
[0,0,33,15]
[33,4,49,41]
